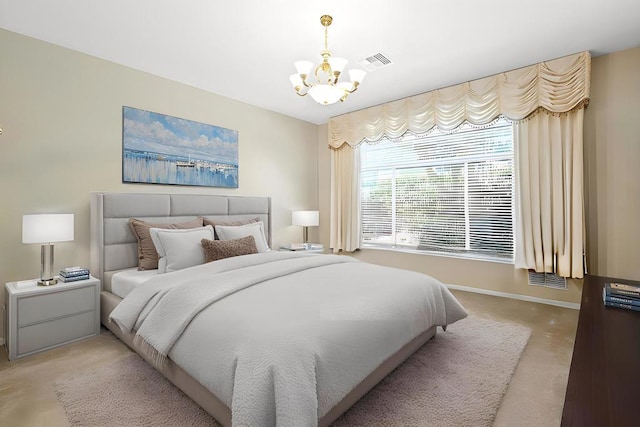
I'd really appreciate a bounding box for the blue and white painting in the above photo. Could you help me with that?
[122,106,238,188]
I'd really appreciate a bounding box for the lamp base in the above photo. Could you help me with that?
[39,243,57,286]
[38,278,58,286]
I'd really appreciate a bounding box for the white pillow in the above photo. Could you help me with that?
[149,225,214,273]
[214,221,270,253]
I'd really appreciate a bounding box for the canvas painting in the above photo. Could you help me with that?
[122,106,238,188]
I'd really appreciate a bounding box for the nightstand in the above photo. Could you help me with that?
[4,276,100,360]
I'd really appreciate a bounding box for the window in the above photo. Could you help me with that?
[360,117,514,261]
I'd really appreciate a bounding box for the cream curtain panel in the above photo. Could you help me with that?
[329,146,361,253]
[329,51,590,149]
[329,52,590,271]
[514,110,586,278]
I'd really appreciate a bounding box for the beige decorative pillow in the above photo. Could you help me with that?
[150,226,215,273]
[202,217,260,239]
[201,235,258,263]
[214,221,270,253]
[129,217,204,270]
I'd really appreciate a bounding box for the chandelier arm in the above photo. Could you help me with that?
[345,81,360,94]
[332,71,341,85]
[293,85,309,96]
[315,63,334,85]
[300,74,313,88]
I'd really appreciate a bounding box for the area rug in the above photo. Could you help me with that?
[54,316,530,426]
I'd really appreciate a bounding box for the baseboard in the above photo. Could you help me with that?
[446,283,581,310]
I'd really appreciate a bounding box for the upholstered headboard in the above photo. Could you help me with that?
[90,192,272,291]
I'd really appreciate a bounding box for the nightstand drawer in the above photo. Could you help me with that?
[17,285,95,327]
[17,310,96,356]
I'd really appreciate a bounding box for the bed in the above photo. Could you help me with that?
[90,191,467,426]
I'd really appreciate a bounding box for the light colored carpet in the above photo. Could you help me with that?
[54,316,530,426]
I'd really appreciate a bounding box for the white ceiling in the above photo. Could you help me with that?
[2,0,640,125]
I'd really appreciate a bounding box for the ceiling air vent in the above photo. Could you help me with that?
[357,52,393,72]
[528,270,567,290]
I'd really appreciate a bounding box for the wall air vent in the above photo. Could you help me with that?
[357,52,393,72]
[528,270,567,290]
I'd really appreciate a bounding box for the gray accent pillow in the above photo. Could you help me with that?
[201,235,258,263]
[129,217,204,270]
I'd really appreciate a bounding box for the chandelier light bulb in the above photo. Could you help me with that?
[290,15,367,106]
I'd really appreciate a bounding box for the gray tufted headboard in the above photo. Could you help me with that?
[90,192,272,291]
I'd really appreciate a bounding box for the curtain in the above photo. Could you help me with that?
[329,52,590,149]
[514,109,585,278]
[330,146,361,252]
[328,51,590,271]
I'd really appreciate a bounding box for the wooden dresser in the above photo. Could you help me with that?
[562,275,640,426]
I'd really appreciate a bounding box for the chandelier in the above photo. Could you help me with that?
[289,15,366,106]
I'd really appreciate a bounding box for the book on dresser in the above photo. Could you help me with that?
[603,282,640,312]
[607,282,640,297]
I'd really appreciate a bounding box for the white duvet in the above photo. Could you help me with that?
[109,251,467,427]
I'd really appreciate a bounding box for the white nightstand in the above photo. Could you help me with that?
[4,276,101,360]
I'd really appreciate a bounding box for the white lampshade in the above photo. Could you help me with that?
[308,85,344,105]
[289,74,303,88]
[22,214,74,244]
[294,60,314,76]
[292,211,319,227]
[348,68,367,83]
[328,57,348,74]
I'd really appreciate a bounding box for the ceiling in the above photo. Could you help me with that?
[2,0,640,125]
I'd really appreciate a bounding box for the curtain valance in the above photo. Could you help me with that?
[329,51,591,149]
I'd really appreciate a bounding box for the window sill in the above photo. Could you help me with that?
[360,244,514,265]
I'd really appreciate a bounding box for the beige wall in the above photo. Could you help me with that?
[318,46,640,305]
[584,46,640,280]
[0,29,319,341]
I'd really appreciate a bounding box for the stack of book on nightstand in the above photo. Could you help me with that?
[280,243,324,251]
[59,266,90,282]
[603,282,640,312]
[280,243,308,251]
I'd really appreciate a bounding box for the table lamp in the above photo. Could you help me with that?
[292,210,319,244]
[22,213,74,286]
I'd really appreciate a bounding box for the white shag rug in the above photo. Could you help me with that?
[54,316,530,426]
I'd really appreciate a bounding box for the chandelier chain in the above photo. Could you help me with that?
[325,25,329,52]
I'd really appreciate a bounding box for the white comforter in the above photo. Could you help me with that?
[110,252,467,427]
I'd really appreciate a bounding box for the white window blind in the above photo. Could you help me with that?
[360,117,514,260]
